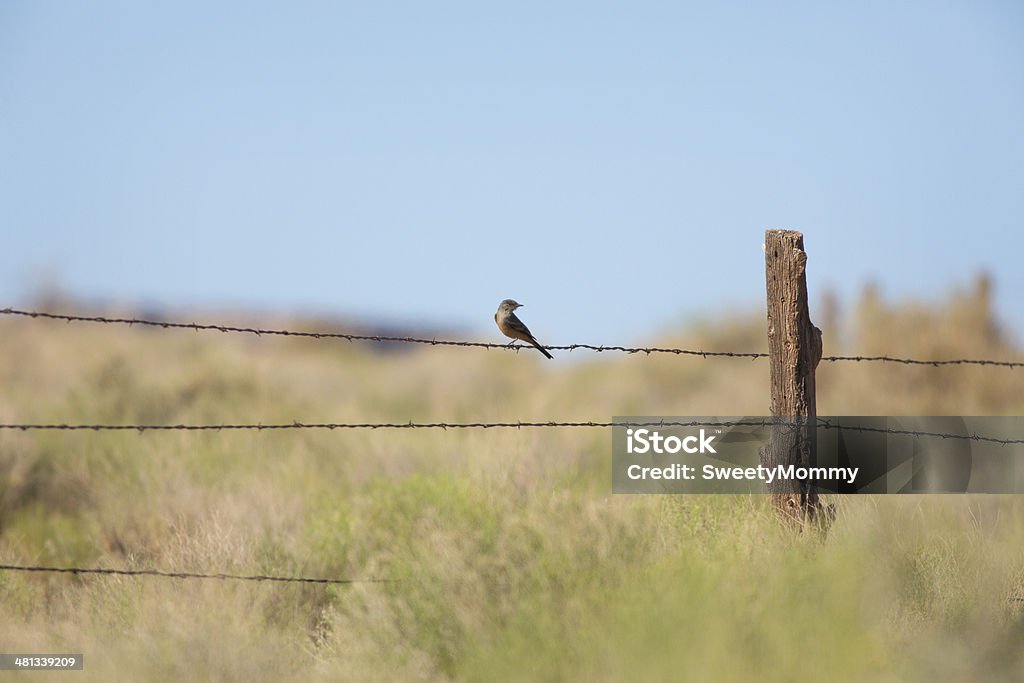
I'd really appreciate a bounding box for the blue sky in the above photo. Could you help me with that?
[2,1,1022,345]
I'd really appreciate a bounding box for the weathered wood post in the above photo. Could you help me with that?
[762,229,825,524]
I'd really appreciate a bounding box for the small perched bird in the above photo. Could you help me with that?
[494,299,553,359]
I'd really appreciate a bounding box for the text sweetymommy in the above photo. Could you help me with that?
[625,463,859,484]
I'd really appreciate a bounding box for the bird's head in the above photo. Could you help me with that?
[498,299,523,312]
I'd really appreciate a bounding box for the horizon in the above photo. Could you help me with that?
[9,265,1015,355]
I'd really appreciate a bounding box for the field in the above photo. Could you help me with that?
[2,279,1023,681]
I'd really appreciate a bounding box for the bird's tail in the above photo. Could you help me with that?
[530,338,554,360]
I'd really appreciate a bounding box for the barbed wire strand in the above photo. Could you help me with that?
[1,559,1022,602]
[0,419,1021,446]
[0,308,759,359]
[0,420,719,431]
[4,308,1021,367]
[813,419,1024,445]
[0,563,389,585]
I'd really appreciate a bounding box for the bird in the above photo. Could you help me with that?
[494,299,553,359]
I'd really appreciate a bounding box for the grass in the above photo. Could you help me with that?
[1,278,1023,681]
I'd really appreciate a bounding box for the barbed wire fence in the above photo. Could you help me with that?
[3,307,1022,367]
[2,279,1023,586]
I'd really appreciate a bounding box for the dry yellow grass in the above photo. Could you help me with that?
[1,278,1022,681]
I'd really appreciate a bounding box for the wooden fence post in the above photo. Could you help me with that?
[762,229,825,524]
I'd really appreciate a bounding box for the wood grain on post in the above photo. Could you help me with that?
[762,230,824,524]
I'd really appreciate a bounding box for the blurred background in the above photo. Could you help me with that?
[2,1,1022,344]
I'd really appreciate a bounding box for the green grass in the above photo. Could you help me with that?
[1,280,1023,680]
